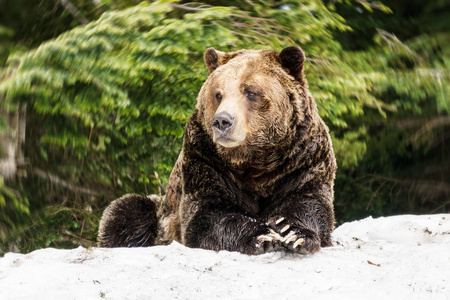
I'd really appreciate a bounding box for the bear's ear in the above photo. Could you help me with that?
[204,48,240,74]
[204,47,220,73]
[278,46,306,84]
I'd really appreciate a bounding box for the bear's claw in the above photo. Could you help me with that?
[255,230,306,255]
[265,216,317,254]
[293,238,305,248]
[280,224,290,233]
[257,231,282,243]
[255,231,283,254]
[275,217,285,225]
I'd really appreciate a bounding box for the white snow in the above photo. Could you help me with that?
[1,214,449,300]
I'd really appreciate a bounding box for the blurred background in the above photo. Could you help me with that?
[0,0,448,254]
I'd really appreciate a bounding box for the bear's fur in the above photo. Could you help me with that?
[98,46,337,255]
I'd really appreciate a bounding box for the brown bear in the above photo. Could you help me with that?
[98,46,337,255]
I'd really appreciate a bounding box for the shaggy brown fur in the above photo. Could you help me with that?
[98,46,337,255]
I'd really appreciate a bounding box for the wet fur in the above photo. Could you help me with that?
[98,47,337,255]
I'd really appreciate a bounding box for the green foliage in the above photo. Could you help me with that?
[1,206,98,255]
[0,0,144,48]
[0,175,30,242]
[332,0,450,223]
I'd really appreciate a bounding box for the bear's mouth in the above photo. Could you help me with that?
[214,136,244,148]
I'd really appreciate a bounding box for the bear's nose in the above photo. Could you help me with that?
[212,112,235,134]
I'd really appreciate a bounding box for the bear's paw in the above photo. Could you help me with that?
[266,216,321,254]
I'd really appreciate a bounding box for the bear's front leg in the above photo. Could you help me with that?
[181,203,283,255]
[180,153,284,254]
[179,184,283,254]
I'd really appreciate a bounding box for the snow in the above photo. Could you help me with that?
[1,214,449,300]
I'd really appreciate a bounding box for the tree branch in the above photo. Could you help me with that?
[32,168,99,196]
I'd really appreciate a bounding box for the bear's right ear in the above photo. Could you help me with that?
[204,48,239,74]
[204,48,220,73]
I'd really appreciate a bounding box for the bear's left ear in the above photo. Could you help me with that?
[204,48,240,74]
[278,46,306,85]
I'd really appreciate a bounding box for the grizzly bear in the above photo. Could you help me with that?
[98,46,337,255]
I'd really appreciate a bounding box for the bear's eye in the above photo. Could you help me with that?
[245,90,258,101]
[215,92,222,103]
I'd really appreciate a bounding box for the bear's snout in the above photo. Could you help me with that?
[211,111,245,148]
[212,112,235,134]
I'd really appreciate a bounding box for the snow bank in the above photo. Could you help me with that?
[1,214,449,300]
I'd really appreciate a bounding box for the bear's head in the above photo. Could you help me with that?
[197,46,314,165]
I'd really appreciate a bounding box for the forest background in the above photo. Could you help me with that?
[0,0,448,254]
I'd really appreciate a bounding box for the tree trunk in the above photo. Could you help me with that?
[0,103,27,178]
